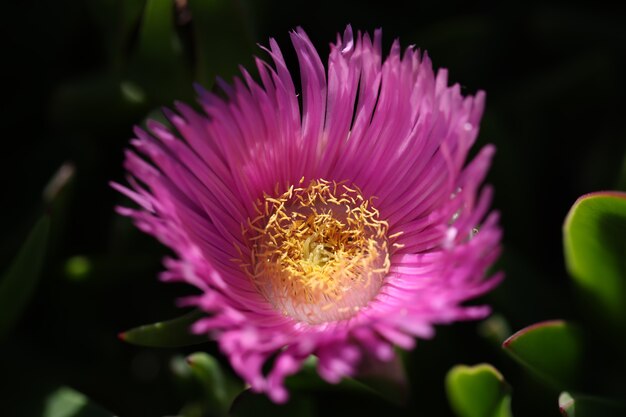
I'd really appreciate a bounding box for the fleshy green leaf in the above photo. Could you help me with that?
[42,386,116,417]
[119,310,207,347]
[563,192,626,321]
[0,215,50,341]
[185,352,245,416]
[559,391,626,417]
[503,320,582,389]
[446,363,513,417]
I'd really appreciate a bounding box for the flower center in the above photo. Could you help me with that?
[240,179,391,324]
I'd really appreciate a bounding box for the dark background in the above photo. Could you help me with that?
[1,0,625,416]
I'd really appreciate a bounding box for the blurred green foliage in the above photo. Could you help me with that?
[446,364,512,417]
[120,310,208,348]
[2,0,626,416]
[564,192,626,325]
[0,215,50,341]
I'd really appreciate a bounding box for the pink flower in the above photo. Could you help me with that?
[113,26,502,403]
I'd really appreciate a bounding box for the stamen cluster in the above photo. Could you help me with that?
[240,179,390,324]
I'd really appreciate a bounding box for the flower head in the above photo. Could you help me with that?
[113,26,502,402]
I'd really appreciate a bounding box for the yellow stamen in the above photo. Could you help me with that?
[239,179,395,324]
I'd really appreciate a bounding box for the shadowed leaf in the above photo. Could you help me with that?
[185,352,245,416]
[120,310,207,347]
[354,351,408,406]
[285,355,406,405]
[230,390,316,417]
[503,320,582,389]
[563,192,626,323]
[0,215,50,341]
[130,0,192,103]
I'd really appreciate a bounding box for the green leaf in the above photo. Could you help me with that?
[42,386,116,417]
[230,390,316,417]
[85,0,146,68]
[446,363,513,417]
[170,353,245,417]
[285,355,406,405]
[503,320,582,389]
[185,352,244,416]
[0,215,50,340]
[137,0,179,64]
[563,192,626,321]
[187,0,256,86]
[559,391,626,417]
[130,0,192,103]
[353,351,409,406]
[119,310,208,347]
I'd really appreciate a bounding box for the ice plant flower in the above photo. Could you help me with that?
[113,26,502,402]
